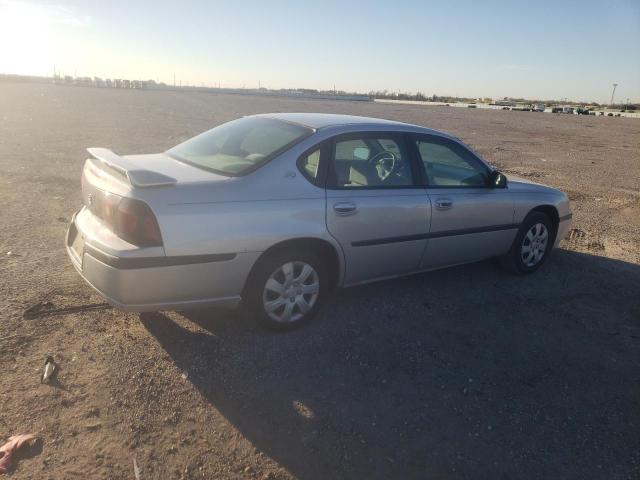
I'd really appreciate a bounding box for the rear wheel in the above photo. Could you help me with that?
[501,211,554,274]
[245,250,328,331]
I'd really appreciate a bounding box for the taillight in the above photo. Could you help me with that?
[102,193,119,226]
[115,198,163,247]
[89,192,163,247]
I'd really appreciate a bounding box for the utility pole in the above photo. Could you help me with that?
[610,83,618,106]
[173,73,176,88]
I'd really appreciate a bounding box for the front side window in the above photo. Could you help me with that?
[167,117,312,176]
[415,137,488,187]
[330,136,414,188]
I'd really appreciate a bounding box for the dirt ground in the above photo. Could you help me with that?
[0,82,639,480]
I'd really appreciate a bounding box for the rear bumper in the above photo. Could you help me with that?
[66,212,259,312]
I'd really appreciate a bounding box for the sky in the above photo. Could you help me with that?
[0,0,639,103]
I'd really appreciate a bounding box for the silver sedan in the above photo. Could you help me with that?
[66,113,572,330]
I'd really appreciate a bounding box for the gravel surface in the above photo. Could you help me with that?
[1,82,639,479]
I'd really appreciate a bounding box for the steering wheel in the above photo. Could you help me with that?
[368,151,397,181]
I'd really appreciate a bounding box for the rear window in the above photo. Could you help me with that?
[167,117,313,176]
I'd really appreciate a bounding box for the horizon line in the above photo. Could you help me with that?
[0,71,635,106]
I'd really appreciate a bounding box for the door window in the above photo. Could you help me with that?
[415,138,488,187]
[330,136,414,188]
[336,139,370,162]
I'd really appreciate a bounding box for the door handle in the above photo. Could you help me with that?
[435,198,453,210]
[333,202,357,215]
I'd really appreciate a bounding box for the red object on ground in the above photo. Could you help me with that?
[0,434,37,473]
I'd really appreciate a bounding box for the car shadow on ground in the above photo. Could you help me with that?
[141,249,640,480]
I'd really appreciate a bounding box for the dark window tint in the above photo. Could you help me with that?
[415,139,487,187]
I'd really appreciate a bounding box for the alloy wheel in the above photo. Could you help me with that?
[521,223,549,267]
[262,261,320,323]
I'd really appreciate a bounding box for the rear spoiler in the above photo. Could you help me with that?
[86,148,177,188]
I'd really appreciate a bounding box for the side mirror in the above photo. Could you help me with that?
[489,170,507,188]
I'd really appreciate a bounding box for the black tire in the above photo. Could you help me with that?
[244,249,328,331]
[500,211,555,274]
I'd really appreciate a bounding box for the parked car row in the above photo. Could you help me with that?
[53,76,155,89]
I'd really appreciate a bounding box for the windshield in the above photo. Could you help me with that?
[167,117,313,176]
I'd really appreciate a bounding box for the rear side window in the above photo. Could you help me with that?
[167,117,313,176]
[299,148,321,179]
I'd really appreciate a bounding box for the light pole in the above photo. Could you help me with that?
[610,83,618,106]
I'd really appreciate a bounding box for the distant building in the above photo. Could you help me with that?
[495,98,516,107]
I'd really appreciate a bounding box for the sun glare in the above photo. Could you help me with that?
[0,0,90,77]
[0,1,55,75]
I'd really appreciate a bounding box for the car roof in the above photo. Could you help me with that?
[252,112,419,130]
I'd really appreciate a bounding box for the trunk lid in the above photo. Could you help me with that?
[80,148,235,248]
[82,148,233,206]
[85,148,230,188]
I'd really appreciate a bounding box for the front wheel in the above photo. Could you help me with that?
[501,212,554,274]
[245,250,328,331]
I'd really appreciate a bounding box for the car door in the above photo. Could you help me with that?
[411,134,516,269]
[325,132,430,285]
